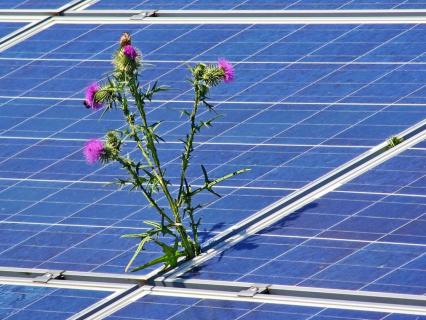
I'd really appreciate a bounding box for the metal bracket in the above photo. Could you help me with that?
[238,285,270,297]
[33,271,65,284]
[131,10,157,20]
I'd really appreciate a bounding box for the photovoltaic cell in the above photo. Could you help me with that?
[0,283,111,319]
[105,293,426,320]
[180,143,426,295]
[0,23,26,40]
[0,22,425,274]
[88,0,426,10]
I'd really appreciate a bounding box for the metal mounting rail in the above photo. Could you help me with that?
[155,278,426,312]
[69,284,140,320]
[0,0,94,50]
[2,9,426,26]
[161,119,426,279]
[62,9,155,18]
[59,8,426,15]
[0,0,92,16]
[0,10,55,16]
[2,267,426,318]
[0,267,146,288]
[139,13,426,24]
[56,0,94,14]
[55,8,426,19]
[66,0,101,11]
[46,10,426,24]
[11,8,425,24]
[0,267,147,320]
[81,284,426,319]
[78,286,152,320]
[150,286,426,315]
[154,9,426,18]
[0,17,52,50]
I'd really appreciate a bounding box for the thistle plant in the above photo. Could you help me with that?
[81,33,248,272]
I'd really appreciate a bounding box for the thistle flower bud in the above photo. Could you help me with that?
[94,83,115,105]
[192,63,206,81]
[105,131,121,158]
[114,39,141,75]
[192,61,234,87]
[203,66,225,87]
[120,32,132,47]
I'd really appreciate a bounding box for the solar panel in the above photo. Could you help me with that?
[2,2,426,319]
[0,283,112,318]
[0,0,74,9]
[0,22,27,40]
[0,22,425,274]
[87,0,426,10]
[105,292,426,320]
[180,142,426,294]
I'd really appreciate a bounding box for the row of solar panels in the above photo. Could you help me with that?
[0,21,424,273]
[0,19,426,284]
[2,283,425,319]
[0,6,425,320]
[3,0,426,10]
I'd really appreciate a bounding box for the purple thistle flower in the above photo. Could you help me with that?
[123,45,138,60]
[218,58,234,83]
[84,139,104,164]
[84,83,103,110]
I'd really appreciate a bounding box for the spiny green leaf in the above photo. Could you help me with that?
[143,220,162,229]
[125,235,152,272]
[179,109,191,118]
[121,232,147,238]
[206,187,221,198]
[201,165,209,183]
[130,254,168,272]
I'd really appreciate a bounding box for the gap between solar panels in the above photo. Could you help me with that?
[0,0,95,16]
[6,8,426,25]
[0,266,140,320]
[0,0,95,51]
[87,283,426,320]
[0,17,51,49]
[4,3,426,56]
[57,7,426,21]
[73,284,426,319]
[51,10,426,24]
[1,267,426,319]
[0,269,141,319]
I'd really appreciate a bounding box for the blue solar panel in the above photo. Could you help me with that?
[106,293,426,320]
[88,0,426,10]
[0,22,425,274]
[180,143,426,294]
[0,283,111,319]
[0,22,26,40]
[340,147,426,194]
[0,0,72,9]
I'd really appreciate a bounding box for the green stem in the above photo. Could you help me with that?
[177,83,201,205]
[115,156,174,225]
[128,77,195,258]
